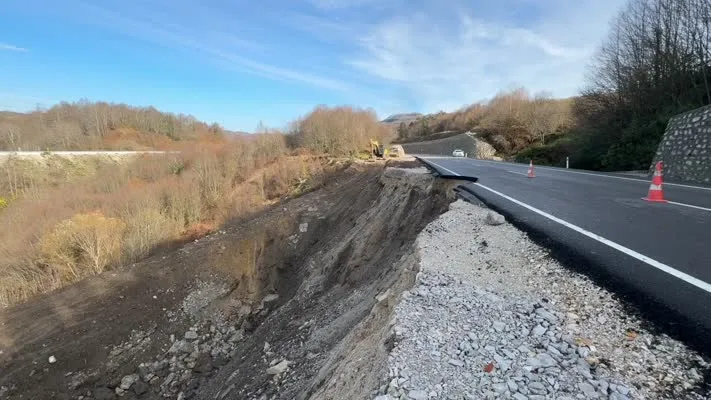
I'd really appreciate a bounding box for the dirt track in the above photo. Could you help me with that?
[0,160,456,400]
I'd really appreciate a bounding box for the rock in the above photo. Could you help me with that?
[374,396,392,400]
[119,374,138,390]
[376,289,392,303]
[526,353,558,368]
[492,321,506,332]
[609,393,629,400]
[529,381,547,394]
[299,222,308,233]
[184,330,199,341]
[132,380,149,396]
[263,294,279,304]
[193,353,213,374]
[408,390,428,400]
[532,325,546,337]
[93,387,116,400]
[48,355,57,364]
[492,383,508,393]
[512,394,527,400]
[616,385,630,395]
[485,211,505,226]
[266,360,289,375]
[263,342,271,352]
[448,359,465,367]
[534,308,557,323]
[578,382,596,396]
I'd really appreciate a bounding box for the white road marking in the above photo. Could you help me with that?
[474,183,711,293]
[424,160,460,176]
[422,158,711,293]
[419,155,711,191]
[668,201,711,212]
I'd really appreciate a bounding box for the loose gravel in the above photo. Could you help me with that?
[376,200,710,400]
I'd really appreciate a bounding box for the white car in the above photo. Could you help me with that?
[452,149,465,157]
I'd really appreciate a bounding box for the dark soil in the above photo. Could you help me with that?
[0,160,455,400]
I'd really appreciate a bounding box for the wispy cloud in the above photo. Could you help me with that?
[0,43,28,53]
[66,0,353,92]
[345,0,626,113]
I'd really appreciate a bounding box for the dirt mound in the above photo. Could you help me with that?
[0,160,456,400]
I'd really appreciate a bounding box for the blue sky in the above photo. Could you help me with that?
[0,0,626,132]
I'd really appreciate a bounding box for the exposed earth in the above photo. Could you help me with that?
[0,159,708,400]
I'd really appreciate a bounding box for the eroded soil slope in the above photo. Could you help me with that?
[0,160,455,400]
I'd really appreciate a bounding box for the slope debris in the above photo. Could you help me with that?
[0,160,456,400]
[374,201,710,400]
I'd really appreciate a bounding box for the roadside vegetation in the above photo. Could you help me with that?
[0,103,386,307]
[396,0,711,171]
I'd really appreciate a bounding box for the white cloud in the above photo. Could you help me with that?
[345,0,626,113]
[0,43,29,53]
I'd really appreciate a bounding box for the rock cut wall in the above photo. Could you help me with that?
[651,104,711,184]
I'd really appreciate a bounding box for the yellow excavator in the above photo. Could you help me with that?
[370,139,387,159]
[370,139,405,159]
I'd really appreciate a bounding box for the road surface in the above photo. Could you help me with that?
[419,156,711,344]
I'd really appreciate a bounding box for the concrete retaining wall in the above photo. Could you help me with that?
[651,105,711,184]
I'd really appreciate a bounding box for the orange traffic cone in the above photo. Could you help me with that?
[527,160,536,178]
[643,161,667,203]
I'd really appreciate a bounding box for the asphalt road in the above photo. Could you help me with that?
[419,156,711,343]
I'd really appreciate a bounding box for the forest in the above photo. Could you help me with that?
[396,0,711,171]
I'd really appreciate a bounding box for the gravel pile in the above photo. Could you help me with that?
[375,200,710,400]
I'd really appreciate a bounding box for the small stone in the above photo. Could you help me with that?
[263,294,279,304]
[492,321,506,332]
[132,380,149,396]
[617,385,630,395]
[513,393,527,400]
[266,360,289,375]
[532,325,546,337]
[263,342,271,352]
[408,390,428,400]
[526,353,557,368]
[93,388,116,400]
[534,308,557,323]
[374,396,392,400]
[48,356,57,364]
[299,222,308,232]
[492,383,508,393]
[578,382,596,395]
[184,331,198,341]
[609,393,629,400]
[119,374,138,390]
[485,211,505,226]
[448,359,465,367]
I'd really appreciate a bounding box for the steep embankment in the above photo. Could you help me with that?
[0,160,456,400]
[399,133,498,159]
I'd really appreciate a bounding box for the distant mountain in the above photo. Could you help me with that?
[381,113,423,125]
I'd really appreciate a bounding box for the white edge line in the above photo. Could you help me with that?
[426,155,711,191]
[668,201,711,212]
[423,158,711,294]
[474,183,711,294]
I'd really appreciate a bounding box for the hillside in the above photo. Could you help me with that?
[391,89,573,158]
[380,113,423,126]
[0,101,227,151]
